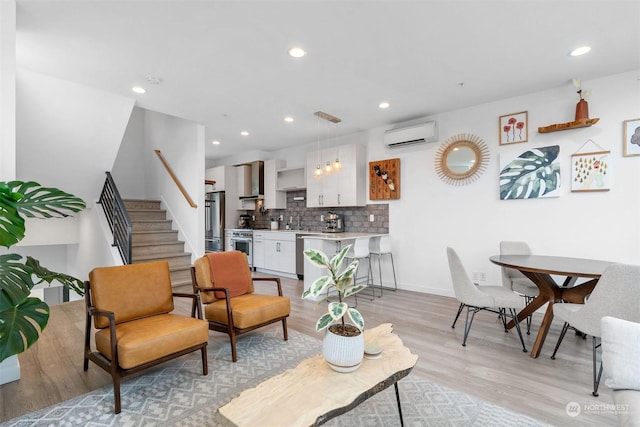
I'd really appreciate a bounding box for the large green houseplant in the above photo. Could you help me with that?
[302,244,367,372]
[0,181,86,363]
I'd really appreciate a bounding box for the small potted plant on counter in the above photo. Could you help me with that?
[302,245,367,372]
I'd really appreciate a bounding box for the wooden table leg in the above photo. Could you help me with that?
[561,279,598,303]
[506,295,546,328]
[507,271,564,358]
[395,382,404,427]
[529,300,556,358]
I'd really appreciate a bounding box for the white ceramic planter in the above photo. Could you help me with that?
[0,355,21,385]
[322,325,364,373]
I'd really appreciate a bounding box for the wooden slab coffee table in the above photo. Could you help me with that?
[217,323,418,426]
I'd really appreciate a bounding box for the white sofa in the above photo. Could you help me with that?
[601,316,640,426]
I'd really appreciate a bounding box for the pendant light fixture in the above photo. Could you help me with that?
[323,123,333,175]
[314,110,342,179]
[333,121,342,172]
[314,114,323,179]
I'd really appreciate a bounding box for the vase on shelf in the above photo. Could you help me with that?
[575,99,589,122]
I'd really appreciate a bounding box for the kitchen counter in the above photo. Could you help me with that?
[300,232,387,240]
[301,232,389,299]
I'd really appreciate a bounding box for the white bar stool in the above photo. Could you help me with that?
[369,235,397,296]
[345,237,379,300]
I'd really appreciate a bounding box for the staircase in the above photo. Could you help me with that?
[124,199,192,288]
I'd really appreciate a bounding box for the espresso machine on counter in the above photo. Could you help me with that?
[238,214,252,229]
[322,211,343,233]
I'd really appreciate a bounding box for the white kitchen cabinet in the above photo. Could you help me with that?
[306,143,366,207]
[252,231,265,268]
[236,165,256,210]
[263,159,286,210]
[205,166,225,190]
[263,232,296,275]
[277,167,306,191]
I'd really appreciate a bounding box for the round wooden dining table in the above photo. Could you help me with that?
[489,254,614,358]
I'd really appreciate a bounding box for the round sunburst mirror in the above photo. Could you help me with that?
[434,133,490,185]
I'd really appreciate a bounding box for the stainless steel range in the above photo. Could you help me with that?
[229,229,253,268]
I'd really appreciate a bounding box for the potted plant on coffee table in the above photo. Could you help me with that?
[302,244,367,372]
[0,180,86,374]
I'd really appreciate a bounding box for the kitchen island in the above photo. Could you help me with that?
[301,232,388,299]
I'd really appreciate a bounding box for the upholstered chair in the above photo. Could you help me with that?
[192,251,290,362]
[447,247,528,352]
[551,263,640,397]
[84,261,209,414]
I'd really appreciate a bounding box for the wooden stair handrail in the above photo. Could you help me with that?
[154,149,197,208]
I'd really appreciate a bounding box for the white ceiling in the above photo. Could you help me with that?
[15,1,640,161]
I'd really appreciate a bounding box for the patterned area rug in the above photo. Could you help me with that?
[2,329,549,426]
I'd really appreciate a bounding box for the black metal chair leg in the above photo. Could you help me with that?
[524,296,533,335]
[389,253,398,291]
[499,308,508,332]
[462,307,477,346]
[551,322,570,360]
[593,336,603,397]
[510,308,528,352]
[451,303,465,328]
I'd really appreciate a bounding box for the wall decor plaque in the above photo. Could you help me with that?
[369,158,400,200]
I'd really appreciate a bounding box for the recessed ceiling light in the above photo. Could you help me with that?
[211,140,220,145]
[284,116,294,123]
[378,102,390,109]
[288,47,306,58]
[570,46,591,56]
[240,131,249,136]
[131,86,146,94]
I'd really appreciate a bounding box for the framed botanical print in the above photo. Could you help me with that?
[499,111,528,145]
[623,118,640,157]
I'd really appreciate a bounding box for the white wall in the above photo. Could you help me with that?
[142,109,204,258]
[264,70,640,297]
[112,106,147,198]
[369,70,640,296]
[0,0,16,181]
[74,205,122,283]
[12,69,134,291]
[16,69,135,203]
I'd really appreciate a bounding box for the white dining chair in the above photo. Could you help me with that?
[500,241,539,334]
[369,235,397,295]
[447,247,528,352]
[550,263,640,396]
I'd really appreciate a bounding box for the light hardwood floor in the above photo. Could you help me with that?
[0,276,619,426]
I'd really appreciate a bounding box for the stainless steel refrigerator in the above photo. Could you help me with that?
[205,191,225,252]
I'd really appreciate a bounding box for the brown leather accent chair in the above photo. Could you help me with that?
[83,261,209,414]
[192,251,290,362]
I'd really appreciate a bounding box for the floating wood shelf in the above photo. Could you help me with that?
[538,118,599,133]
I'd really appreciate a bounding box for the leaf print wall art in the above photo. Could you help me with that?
[499,111,528,145]
[499,145,561,200]
[571,151,611,192]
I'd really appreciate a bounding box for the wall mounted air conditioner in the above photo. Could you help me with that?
[384,121,438,148]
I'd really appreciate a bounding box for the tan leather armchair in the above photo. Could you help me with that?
[83,261,209,414]
[192,251,290,362]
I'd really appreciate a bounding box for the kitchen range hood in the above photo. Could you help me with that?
[238,160,264,199]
